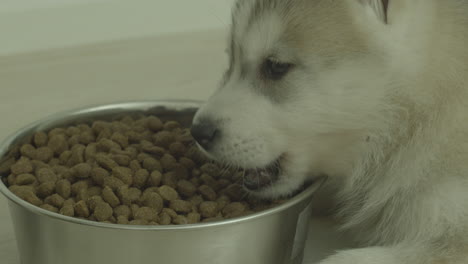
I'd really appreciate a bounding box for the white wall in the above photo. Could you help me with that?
[0,0,233,56]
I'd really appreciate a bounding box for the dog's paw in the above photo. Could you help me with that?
[318,247,399,264]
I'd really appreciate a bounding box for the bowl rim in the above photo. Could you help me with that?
[0,100,324,231]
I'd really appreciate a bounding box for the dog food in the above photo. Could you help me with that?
[1,115,284,225]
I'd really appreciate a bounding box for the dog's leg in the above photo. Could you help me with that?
[317,244,467,264]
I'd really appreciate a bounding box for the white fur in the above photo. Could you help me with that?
[193,0,468,263]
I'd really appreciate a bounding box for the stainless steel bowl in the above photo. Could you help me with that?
[0,100,323,264]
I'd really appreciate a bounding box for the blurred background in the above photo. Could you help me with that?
[0,0,232,55]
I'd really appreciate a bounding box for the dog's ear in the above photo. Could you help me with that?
[358,0,389,24]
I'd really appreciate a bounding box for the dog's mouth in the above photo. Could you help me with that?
[242,156,283,191]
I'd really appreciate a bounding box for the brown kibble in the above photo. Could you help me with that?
[71,180,89,196]
[222,202,246,218]
[71,163,92,178]
[7,174,16,186]
[59,150,72,164]
[162,208,178,219]
[68,135,80,147]
[142,187,159,196]
[112,154,131,166]
[153,131,175,148]
[16,174,36,185]
[97,138,121,153]
[192,168,202,178]
[133,169,149,188]
[76,189,89,202]
[217,179,231,189]
[67,144,85,166]
[216,195,231,211]
[130,204,140,218]
[66,126,80,137]
[147,116,163,132]
[187,212,201,224]
[94,202,113,221]
[148,171,162,187]
[112,167,133,185]
[40,204,59,213]
[5,115,283,226]
[96,129,112,143]
[140,140,164,155]
[189,195,204,207]
[74,200,90,217]
[159,212,171,225]
[37,167,58,183]
[111,132,129,148]
[103,177,125,190]
[185,145,206,163]
[33,160,50,171]
[45,194,65,208]
[11,158,33,175]
[134,207,158,222]
[92,121,111,134]
[60,205,75,217]
[137,153,152,163]
[162,171,179,188]
[172,215,188,225]
[84,143,97,161]
[87,186,102,197]
[177,180,197,197]
[117,216,129,225]
[116,186,141,205]
[169,200,192,214]
[199,201,219,218]
[20,144,36,159]
[63,198,75,207]
[91,167,108,186]
[179,157,195,169]
[79,131,95,145]
[163,121,181,131]
[201,173,219,190]
[225,184,244,201]
[141,192,163,212]
[168,142,186,157]
[48,134,69,155]
[34,132,48,147]
[0,158,15,175]
[102,186,120,207]
[176,129,194,144]
[48,158,61,166]
[158,185,179,201]
[35,147,54,162]
[37,182,56,198]
[199,185,217,201]
[114,205,131,218]
[129,160,141,172]
[9,186,42,206]
[87,196,104,211]
[95,154,118,170]
[142,157,162,172]
[160,154,177,170]
[200,163,221,178]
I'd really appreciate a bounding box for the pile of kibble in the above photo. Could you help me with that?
[0,115,282,225]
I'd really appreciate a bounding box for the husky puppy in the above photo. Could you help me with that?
[191,0,468,263]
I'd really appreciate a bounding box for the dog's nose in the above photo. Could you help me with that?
[190,121,220,150]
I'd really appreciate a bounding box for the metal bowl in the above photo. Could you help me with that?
[0,100,323,264]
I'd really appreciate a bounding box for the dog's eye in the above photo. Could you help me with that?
[263,59,293,80]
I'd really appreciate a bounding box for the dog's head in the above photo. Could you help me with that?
[192,0,394,198]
